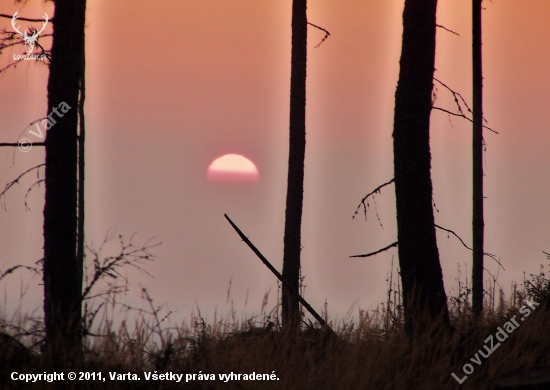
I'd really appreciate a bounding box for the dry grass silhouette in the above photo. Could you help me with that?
[1,261,550,389]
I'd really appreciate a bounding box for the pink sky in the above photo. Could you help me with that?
[1,0,549,324]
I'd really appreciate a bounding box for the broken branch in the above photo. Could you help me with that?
[224,214,334,333]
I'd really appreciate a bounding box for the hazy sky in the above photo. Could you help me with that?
[1,0,549,326]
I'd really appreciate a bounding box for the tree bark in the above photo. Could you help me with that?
[471,0,484,318]
[392,0,450,336]
[43,0,86,357]
[282,0,307,332]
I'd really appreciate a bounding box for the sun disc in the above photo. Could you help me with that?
[207,154,259,182]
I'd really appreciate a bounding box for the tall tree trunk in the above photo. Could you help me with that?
[77,31,86,304]
[392,0,450,336]
[471,0,484,318]
[43,0,86,357]
[282,0,307,332]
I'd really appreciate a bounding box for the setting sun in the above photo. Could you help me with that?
[207,154,259,182]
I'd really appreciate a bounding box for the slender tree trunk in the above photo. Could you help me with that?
[471,0,484,318]
[282,0,307,332]
[43,0,86,357]
[392,0,450,336]
[77,31,86,302]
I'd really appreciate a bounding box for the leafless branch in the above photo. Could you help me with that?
[350,241,398,258]
[543,251,549,261]
[436,24,460,36]
[24,179,45,211]
[307,22,330,48]
[82,233,159,302]
[0,264,38,282]
[434,77,473,116]
[353,178,395,220]
[432,106,499,134]
[435,224,505,270]
[0,142,45,147]
[224,214,334,333]
[0,14,52,23]
[0,164,45,210]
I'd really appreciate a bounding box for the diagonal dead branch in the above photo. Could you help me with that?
[436,24,459,36]
[353,178,395,220]
[350,241,398,258]
[224,214,334,333]
[307,22,330,48]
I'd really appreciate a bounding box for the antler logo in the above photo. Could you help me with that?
[11,11,49,55]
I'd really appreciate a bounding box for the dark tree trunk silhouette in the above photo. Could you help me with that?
[471,0,484,318]
[392,0,450,336]
[43,0,86,357]
[77,31,86,305]
[282,0,307,332]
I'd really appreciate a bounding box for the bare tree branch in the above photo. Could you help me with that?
[0,164,45,210]
[0,14,53,23]
[434,77,473,117]
[0,142,45,147]
[350,241,399,258]
[307,22,330,48]
[0,264,38,282]
[24,179,45,211]
[224,214,334,333]
[82,233,159,302]
[436,24,459,36]
[353,178,395,220]
[432,106,499,134]
[435,224,505,270]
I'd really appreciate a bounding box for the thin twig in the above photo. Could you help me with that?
[432,107,499,134]
[350,241,398,258]
[307,22,330,48]
[0,265,38,281]
[434,77,473,117]
[436,24,460,36]
[0,164,45,209]
[24,179,45,211]
[435,224,505,270]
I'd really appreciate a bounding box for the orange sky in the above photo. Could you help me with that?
[1,0,549,324]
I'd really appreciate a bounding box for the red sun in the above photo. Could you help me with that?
[207,154,259,183]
